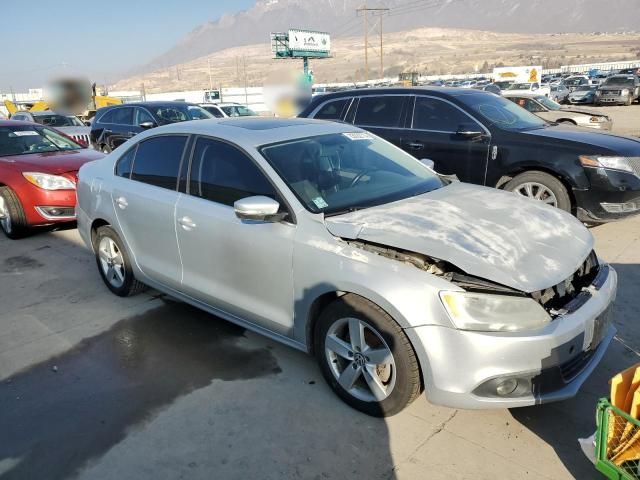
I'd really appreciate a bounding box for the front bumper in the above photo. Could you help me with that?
[596,94,631,104]
[22,189,77,226]
[409,264,617,409]
[575,168,640,223]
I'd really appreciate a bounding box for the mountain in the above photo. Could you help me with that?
[136,0,639,73]
[112,27,640,93]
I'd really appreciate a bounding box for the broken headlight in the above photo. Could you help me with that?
[439,291,551,332]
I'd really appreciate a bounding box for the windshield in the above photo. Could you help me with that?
[0,125,82,156]
[260,132,443,215]
[563,77,585,86]
[149,105,213,124]
[220,105,256,117]
[602,76,635,87]
[508,83,533,90]
[536,96,561,110]
[457,93,547,131]
[33,114,84,127]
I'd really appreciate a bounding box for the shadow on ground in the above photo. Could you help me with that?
[512,262,640,480]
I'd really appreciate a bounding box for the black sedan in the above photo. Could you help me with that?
[90,101,212,153]
[299,87,640,223]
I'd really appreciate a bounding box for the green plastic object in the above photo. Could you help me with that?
[595,398,640,479]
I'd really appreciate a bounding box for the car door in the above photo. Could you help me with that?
[134,107,156,130]
[111,134,188,288]
[400,95,490,185]
[108,106,136,148]
[352,95,410,149]
[175,136,296,336]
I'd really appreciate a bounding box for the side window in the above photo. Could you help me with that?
[189,137,277,206]
[354,96,406,128]
[413,97,478,132]
[524,99,543,112]
[97,109,114,124]
[12,114,27,121]
[130,135,187,189]
[112,107,133,125]
[135,108,154,125]
[115,146,137,178]
[207,106,225,118]
[313,99,350,120]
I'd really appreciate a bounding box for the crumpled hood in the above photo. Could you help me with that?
[324,182,594,293]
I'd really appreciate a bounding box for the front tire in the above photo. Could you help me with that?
[94,225,146,296]
[504,171,572,212]
[314,295,421,417]
[0,187,28,239]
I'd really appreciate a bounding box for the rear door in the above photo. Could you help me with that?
[109,107,136,148]
[111,134,188,288]
[400,95,490,185]
[351,95,410,149]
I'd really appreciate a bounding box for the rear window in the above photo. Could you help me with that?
[354,96,407,128]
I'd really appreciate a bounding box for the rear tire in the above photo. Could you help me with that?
[0,186,28,239]
[314,294,421,417]
[93,225,146,296]
[504,171,572,212]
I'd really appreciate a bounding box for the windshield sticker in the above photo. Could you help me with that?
[312,197,329,209]
[11,131,40,137]
[343,132,372,140]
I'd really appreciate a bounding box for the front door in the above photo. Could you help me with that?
[400,95,490,185]
[175,136,296,336]
[111,134,188,288]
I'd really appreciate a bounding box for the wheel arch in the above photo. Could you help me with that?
[495,166,577,211]
[90,218,111,249]
[556,118,577,125]
[305,289,427,394]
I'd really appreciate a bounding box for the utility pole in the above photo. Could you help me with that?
[208,58,213,91]
[356,3,389,81]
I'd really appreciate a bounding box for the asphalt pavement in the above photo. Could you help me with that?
[0,214,639,480]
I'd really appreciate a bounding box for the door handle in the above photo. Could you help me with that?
[178,216,197,230]
[406,142,424,150]
[116,196,128,209]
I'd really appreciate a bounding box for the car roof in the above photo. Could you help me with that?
[106,101,202,108]
[129,117,360,148]
[502,92,541,98]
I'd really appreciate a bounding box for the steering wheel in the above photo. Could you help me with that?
[349,169,375,188]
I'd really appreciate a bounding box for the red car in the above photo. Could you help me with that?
[0,120,103,239]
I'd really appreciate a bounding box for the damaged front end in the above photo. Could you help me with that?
[346,239,603,318]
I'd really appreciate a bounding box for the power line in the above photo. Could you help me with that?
[357,3,390,81]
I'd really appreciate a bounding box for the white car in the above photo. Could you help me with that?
[506,82,551,97]
[199,103,257,118]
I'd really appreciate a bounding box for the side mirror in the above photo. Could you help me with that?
[139,121,156,129]
[234,196,285,222]
[420,158,435,170]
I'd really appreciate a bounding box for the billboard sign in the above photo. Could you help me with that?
[288,29,330,54]
[493,66,542,83]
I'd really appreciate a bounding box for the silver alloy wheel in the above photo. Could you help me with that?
[98,236,126,288]
[325,317,396,402]
[0,195,11,233]
[513,182,558,207]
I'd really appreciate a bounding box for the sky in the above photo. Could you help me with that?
[1,0,256,92]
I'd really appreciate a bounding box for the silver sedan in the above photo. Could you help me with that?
[77,118,617,416]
